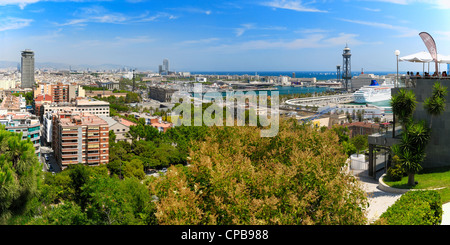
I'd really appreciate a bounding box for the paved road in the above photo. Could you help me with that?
[356,173,402,223]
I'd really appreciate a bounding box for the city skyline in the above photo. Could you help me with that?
[0,0,449,72]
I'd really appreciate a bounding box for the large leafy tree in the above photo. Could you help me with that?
[149,119,368,225]
[0,129,42,223]
[350,134,368,157]
[31,164,156,225]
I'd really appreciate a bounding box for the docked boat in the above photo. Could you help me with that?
[353,80,393,103]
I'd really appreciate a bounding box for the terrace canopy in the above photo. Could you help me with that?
[399,51,450,73]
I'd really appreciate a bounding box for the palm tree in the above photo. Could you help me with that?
[424,82,448,128]
[390,89,417,137]
[392,120,430,186]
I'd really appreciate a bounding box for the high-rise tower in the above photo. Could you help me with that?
[342,45,352,91]
[163,59,169,75]
[21,49,35,89]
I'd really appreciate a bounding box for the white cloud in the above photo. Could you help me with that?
[367,0,450,9]
[338,18,419,37]
[139,12,178,22]
[261,0,328,13]
[0,0,40,9]
[361,7,381,11]
[58,13,128,26]
[234,23,286,37]
[209,32,371,52]
[0,0,115,10]
[235,23,255,37]
[0,17,33,31]
[57,6,176,26]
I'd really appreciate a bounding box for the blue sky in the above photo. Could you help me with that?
[1,0,450,72]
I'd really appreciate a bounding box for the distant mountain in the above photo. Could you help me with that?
[0,61,20,69]
[0,60,154,72]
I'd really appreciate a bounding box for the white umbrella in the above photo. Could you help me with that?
[399,51,450,74]
[400,51,450,63]
[399,51,433,63]
[438,54,450,64]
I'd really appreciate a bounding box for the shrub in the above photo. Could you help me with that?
[386,155,406,181]
[375,190,442,225]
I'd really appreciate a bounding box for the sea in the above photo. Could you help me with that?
[190,71,394,110]
[190,71,396,81]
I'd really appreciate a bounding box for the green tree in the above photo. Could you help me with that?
[40,171,73,205]
[350,135,368,157]
[392,120,430,186]
[424,81,448,128]
[331,125,350,143]
[150,119,368,225]
[123,159,145,180]
[68,164,94,209]
[81,176,155,225]
[331,125,356,156]
[391,89,417,137]
[0,129,42,224]
[29,201,89,225]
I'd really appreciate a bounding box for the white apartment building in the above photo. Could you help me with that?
[42,98,110,116]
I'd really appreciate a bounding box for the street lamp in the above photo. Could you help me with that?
[395,50,400,88]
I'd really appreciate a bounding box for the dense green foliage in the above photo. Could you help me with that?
[391,89,417,130]
[0,129,42,224]
[350,134,368,156]
[390,88,432,186]
[108,123,209,175]
[375,190,442,225]
[30,164,157,225]
[386,155,406,181]
[389,83,447,186]
[149,119,369,225]
[3,116,371,225]
[391,120,430,182]
[424,81,448,128]
[331,125,357,156]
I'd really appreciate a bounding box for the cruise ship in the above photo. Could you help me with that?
[353,80,393,103]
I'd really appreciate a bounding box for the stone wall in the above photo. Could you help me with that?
[393,78,450,168]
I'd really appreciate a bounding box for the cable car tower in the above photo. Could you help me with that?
[342,44,352,91]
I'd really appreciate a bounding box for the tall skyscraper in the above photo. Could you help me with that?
[163,58,169,75]
[342,45,352,91]
[21,49,35,88]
